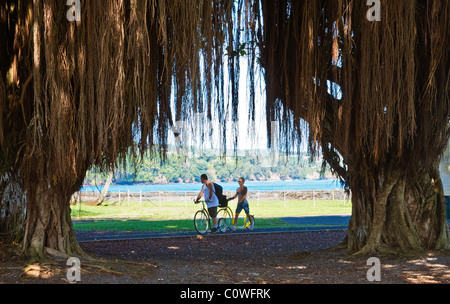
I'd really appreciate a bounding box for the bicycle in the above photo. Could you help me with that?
[193,200,228,235]
[243,214,255,230]
[216,203,234,229]
[220,213,255,232]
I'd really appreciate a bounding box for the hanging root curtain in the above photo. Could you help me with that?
[259,0,450,253]
[0,0,244,257]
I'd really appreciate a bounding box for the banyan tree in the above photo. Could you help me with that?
[261,0,449,254]
[0,0,449,258]
[1,0,239,258]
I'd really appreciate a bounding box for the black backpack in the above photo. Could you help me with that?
[213,182,228,207]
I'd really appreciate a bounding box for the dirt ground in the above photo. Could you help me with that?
[1,230,450,285]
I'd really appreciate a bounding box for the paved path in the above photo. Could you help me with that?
[280,215,350,226]
[76,216,450,242]
[75,215,351,242]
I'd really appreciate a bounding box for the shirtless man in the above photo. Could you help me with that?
[228,177,253,230]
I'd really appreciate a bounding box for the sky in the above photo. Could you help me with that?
[166,55,343,156]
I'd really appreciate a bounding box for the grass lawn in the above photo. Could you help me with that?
[71,199,351,233]
[72,217,300,232]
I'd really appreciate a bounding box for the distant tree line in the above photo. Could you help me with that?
[84,151,330,185]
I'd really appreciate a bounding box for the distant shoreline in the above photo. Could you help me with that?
[80,178,344,194]
[83,177,338,187]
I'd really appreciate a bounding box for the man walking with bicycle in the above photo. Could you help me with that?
[195,174,220,232]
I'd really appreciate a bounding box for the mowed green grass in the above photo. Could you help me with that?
[71,199,351,232]
[72,218,294,232]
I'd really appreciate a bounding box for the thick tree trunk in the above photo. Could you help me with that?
[23,181,84,259]
[344,164,450,254]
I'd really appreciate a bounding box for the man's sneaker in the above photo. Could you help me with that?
[248,224,254,231]
[229,225,237,231]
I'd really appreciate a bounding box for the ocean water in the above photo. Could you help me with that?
[81,179,344,193]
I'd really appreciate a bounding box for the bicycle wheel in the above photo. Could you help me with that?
[218,218,228,233]
[194,210,209,235]
[217,207,233,228]
[243,215,255,229]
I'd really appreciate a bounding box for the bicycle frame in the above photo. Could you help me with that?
[196,200,208,213]
[193,200,228,234]
[243,214,255,229]
[217,205,233,228]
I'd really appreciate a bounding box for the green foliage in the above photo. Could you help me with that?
[84,150,328,185]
